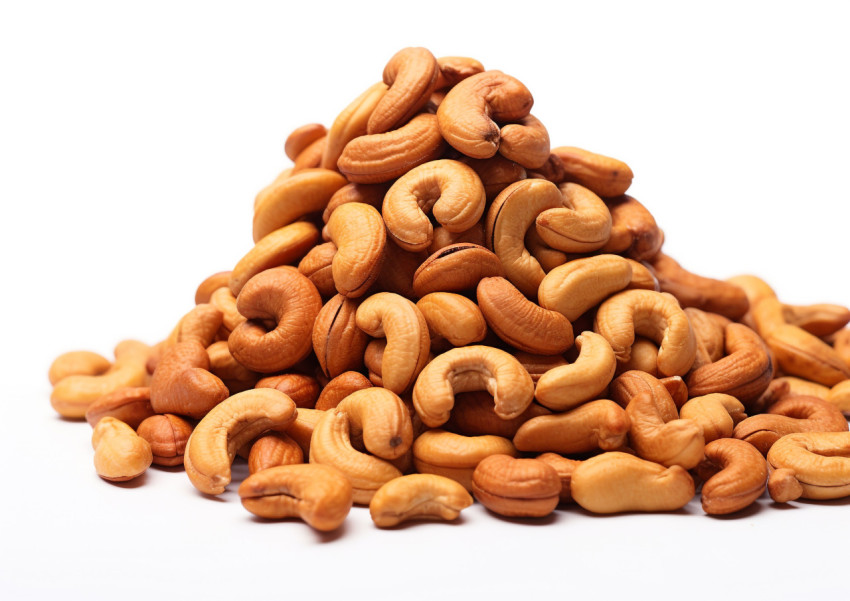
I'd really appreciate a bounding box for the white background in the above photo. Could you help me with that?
[2,1,849,599]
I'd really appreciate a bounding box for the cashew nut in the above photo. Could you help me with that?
[369,473,473,527]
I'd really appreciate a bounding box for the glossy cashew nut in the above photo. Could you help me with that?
[336,387,413,460]
[498,114,550,169]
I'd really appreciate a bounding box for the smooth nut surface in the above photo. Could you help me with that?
[92,416,153,482]
[471,454,561,518]
[369,474,473,527]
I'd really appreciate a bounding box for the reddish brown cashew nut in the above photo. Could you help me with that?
[228,267,322,373]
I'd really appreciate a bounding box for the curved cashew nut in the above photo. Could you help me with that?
[367,47,440,135]
[696,438,768,515]
[767,432,850,501]
[336,387,413,460]
[616,336,659,376]
[238,464,353,531]
[321,81,388,170]
[184,388,297,495]
[412,345,534,428]
[782,303,850,337]
[229,221,319,296]
[436,70,533,159]
[594,289,697,377]
[254,373,320,409]
[412,428,516,492]
[679,393,746,443]
[570,451,695,514]
[337,113,446,184]
[550,146,634,198]
[355,292,430,394]
[513,399,630,455]
[382,159,486,252]
[827,380,850,414]
[416,292,487,348]
[309,408,402,505]
[535,183,612,253]
[538,254,633,322]
[412,243,503,297]
[195,271,232,305]
[599,194,663,261]
[91,416,153,482]
[49,350,111,386]
[85,386,154,429]
[471,454,561,518]
[228,267,322,373]
[370,473,473,527]
[485,178,564,297]
[326,202,387,297]
[51,340,150,419]
[687,322,774,405]
[535,331,617,411]
[322,182,388,224]
[498,114,550,169]
[291,136,326,172]
[284,123,327,161]
[252,168,347,243]
[476,276,573,355]
[625,391,705,469]
[733,395,848,455]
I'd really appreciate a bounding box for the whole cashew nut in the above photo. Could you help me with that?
[367,47,440,135]
[535,182,612,253]
[325,202,387,298]
[767,432,850,501]
[696,438,768,515]
[550,146,634,198]
[369,473,473,527]
[535,331,617,411]
[92,416,153,482]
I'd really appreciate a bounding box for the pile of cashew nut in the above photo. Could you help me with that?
[50,47,850,531]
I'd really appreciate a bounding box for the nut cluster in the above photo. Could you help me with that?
[50,47,850,530]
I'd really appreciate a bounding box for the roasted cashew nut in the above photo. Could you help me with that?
[412,428,516,492]
[471,454,561,518]
[498,114,550,170]
[550,146,634,198]
[767,432,850,501]
[312,294,369,378]
[538,254,633,322]
[369,473,473,527]
[367,46,440,135]
[92,416,153,482]
[535,182,612,253]
[695,438,768,515]
[535,331,617,411]
[513,399,630,455]
[325,202,387,297]
[416,292,487,349]
[320,81,388,170]
[412,345,534,428]
[336,387,413,460]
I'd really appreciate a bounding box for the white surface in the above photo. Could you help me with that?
[2,1,849,599]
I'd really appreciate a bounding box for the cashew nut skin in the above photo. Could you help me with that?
[412,345,535,428]
[367,47,440,135]
[570,451,695,514]
[535,331,617,411]
[255,373,320,409]
[183,388,298,495]
[594,289,697,377]
[91,416,153,482]
[696,438,768,515]
[369,474,473,527]
[355,292,430,395]
[238,463,353,531]
[325,202,387,298]
[437,70,533,159]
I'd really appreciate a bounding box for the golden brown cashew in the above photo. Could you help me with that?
[284,123,327,161]
[321,81,388,170]
[312,294,369,378]
[625,390,705,469]
[291,136,326,173]
[428,221,487,254]
[685,307,729,370]
[648,252,749,321]
[600,194,663,261]
[252,168,347,243]
[49,350,112,386]
[536,453,581,504]
[382,159,486,252]
[369,474,473,527]
[594,289,697,377]
[315,371,372,411]
[195,271,232,305]
[286,408,324,456]
[416,293,487,348]
[616,337,659,376]
[471,454,561,518]
[207,340,258,394]
[696,438,768,515]
[831,328,850,368]
[461,155,527,201]
[485,178,564,296]
[309,408,402,505]
[436,70,533,159]
[412,243,503,297]
[513,399,630,455]
[752,297,850,386]
[238,464,353,531]
[297,241,337,297]
[551,146,634,198]
[92,416,153,482]
[412,345,535,428]
[512,352,569,383]
[322,182,388,224]
[85,387,154,430]
[826,380,850,413]
[444,391,551,438]
[435,56,485,89]
[325,202,387,297]
[51,340,150,419]
[355,292,430,394]
[255,373,320,409]
[524,227,567,273]
[679,393,746,443]
[412,429,516,492]
[733,395,849,455]
[570,452,695,513]
[336,387,413,460]
[535,183,612,253]
[782,303,850,337]
[228,267,322,373]
[498,114,550,169]
[767,432,850,501]
[184,388,297,495]
[687,322,774,406]
[208,286,245,337]
[337,113,446,184]
[538,254,633,322]
[373,239,426,299]
[476,277,574,355]
[247,432,304,474]
[137,413,194,467]
[535,332,617,411]
[229,221,319,296]
[367,47,440,134]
